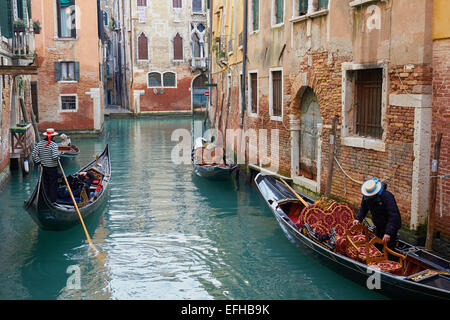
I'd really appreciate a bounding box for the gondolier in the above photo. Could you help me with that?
[353,178,402,250]
[32,128,60,203]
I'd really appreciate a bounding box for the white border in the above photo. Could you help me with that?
[248,0,260,34]
[271,0,285,28]
[59,94,78,112]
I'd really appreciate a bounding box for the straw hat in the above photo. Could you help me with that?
[42,128,59,137]
[361,178,382,197]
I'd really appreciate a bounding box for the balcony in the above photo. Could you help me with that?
[190,57,208,72]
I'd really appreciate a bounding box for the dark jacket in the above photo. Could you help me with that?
[356,183,402,237]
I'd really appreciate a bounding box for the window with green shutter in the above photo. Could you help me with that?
[55,61,80,81]
[318,0,329,11]
[252,0,259,31]
[0,0,13,38]
[298,0,308,16]
[275,0,284,25]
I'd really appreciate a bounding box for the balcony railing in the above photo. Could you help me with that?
[190,57,208,72]
[12,25,36,62]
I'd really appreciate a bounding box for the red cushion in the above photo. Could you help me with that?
[368,260,403,274]
[347,245,383,261]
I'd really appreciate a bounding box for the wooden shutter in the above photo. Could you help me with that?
[138,33,148,60]
[54,62,61,82]
[173,34,183,60]
[272,71,282,117]
[276,0,283,24]
[251,73,258,114]
[355,69,382,138]
[173,0,182,8]
[31,81,39,122]
[74,61,80,81]
[0,0,13,38]
[318,0,328,11]
[253,0,259,31]
[70,0,76,38]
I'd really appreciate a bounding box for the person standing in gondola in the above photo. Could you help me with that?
[32,128,60,204]
[353,178,402,251]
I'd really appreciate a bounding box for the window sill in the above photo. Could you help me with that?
[349,0,380,7]
[60,109,78,113]
[191,11,206,16]
[270,115,283,122]
[341,136,386,152]
[271,22,284,29]
[290,9,329,24]
[59,80,78,83]
[54,37,78,41]
[248,111,259,118]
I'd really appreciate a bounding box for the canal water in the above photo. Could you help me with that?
[0,117,386,300]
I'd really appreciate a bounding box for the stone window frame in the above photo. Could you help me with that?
[59,94,78,113]
[248,70,259,118]
[271,0,285,29]
[341,62,388,152]
[147,71,178,89]
[269,67,284,121]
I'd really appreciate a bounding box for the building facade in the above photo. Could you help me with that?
[210,0,446,246]
[31,0,104,133]
[0,0,36,186]
[126,0,210,114]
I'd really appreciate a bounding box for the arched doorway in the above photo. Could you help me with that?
[299,87,321,181]
[192,74,208,111]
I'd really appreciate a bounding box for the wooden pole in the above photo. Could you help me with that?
[280,178,309,208]
[57,159,99,256]
[425,132,442,251]
[325,116,337,198]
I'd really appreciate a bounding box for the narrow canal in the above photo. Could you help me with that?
[0,117,385,300]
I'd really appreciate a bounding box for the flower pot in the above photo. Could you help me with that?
[34,27,41,34]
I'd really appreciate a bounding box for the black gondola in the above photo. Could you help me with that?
[191,137,236,180]
[24,145,111,231]
[254,173,450,300]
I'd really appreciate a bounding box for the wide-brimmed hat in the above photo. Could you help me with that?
[361,178,382,197]
[42,128,58,137]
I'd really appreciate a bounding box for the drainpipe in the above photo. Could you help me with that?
[241,0,248,127]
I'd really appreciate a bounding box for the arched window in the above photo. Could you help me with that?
[148,72,161,87]
[192,33,202,58]
[173,34,183,60]
[163,72,177,87]
[138,33,148,60]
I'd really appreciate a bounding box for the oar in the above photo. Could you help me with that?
[57,159,100,256]
[280,178,309,208]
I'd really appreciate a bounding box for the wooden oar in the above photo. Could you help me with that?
[280,178,309,208]
[57,159,99,256]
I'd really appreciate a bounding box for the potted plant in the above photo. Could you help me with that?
[33,20,41,34]
[14,19,27,32]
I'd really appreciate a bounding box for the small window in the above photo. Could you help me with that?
[251,0,259,32]
[163,72,176,87]
[270,70,283,118]
[148,72,162,87]
[297,0,308,16]
[192,0,202,12]
[173,0,182,8]
[274,0,284,25]
[54,61,79,82]
[137,33,148,60]
[173,33,183,60]
[60,95,77,111]
[56,0,76,38]
[249,72,258,115]
[137,0,147,6]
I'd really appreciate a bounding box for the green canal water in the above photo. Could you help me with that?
[0,117,386,300]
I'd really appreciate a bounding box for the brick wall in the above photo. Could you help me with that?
[432,38,450,241]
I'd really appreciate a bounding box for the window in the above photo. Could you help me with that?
[354,68,383,139]
[251,0,259,32]
[148,72,177,88]
[318,0,329,11]
[148,72,162,87]
[137,0,147,6]
[173,0,182,8]
[137,33,148,60]
[273,0,284,26]
[192,0,202,12]
[297,0,308,16]
[270,69,283,119]
[173,33,183,60]
[294,0,328,17]
[192,33,203,58]
[249,72,258,115]
[54,61,80,81]
[56,0,76,38]
[163,72,176,87]
[60,95,77,111]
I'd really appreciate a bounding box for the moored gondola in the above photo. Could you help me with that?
[24,145,111,231]
[191,137,236,180]
[254,173,450,300]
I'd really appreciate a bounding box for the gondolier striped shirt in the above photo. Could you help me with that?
[32,140,59,168]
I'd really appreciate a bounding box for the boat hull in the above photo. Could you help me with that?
[192,163,236,180]
[254,173,450,300]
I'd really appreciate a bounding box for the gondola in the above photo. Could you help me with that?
[254,173,450,300]
[58,144,80,160]
[191,137,237,180]
[24,145,111,231]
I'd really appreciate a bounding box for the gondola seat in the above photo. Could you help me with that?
[365,237,406,275]
[343,223,383,259]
